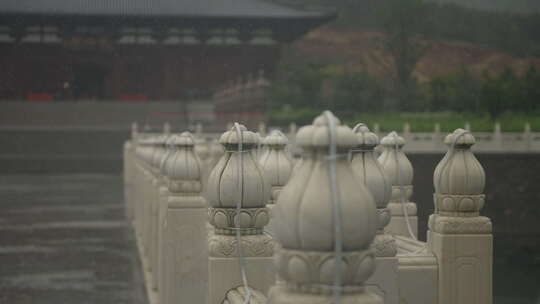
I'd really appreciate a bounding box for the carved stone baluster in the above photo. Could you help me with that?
[351,124,398,303]
[258,130,293,235]
[268,112,382,304]
[428,129,492,304]
[378,132,417,238]
[160,132,208,304]
[206,124,274,304]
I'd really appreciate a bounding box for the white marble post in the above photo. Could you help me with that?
[124,122,138,220]
[403,122,411,135]
[428,129,492,304]
[206,125,274,304]
[433,123,442,150]
[195,122,203,136]
[163,122,171,134]
[493,122,502,150]
[159,132,208,304]
[351,124,398,304]
[268,112,382,304]
[258,130,293,235]
[288,122,297,139]
[258,122,267,137]
[373,123,380,134]
[524,122,532,151]
[378,132,417,238]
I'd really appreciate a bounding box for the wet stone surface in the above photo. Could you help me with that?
[0,174,147,304]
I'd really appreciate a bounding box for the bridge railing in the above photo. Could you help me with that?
[124,111,493,304]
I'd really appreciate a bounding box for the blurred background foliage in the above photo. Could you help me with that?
[267,0,540,130]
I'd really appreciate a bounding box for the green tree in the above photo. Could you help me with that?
[378,0,428,111]
[522,66,540,112]
[480,72,506,120]
[332,71,386,118]
[267,63,327,110]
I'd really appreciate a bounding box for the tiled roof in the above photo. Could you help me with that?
[0,0,332,19]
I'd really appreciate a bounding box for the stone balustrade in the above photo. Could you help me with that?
[123,113,494,304]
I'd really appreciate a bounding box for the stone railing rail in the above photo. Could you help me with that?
[124,112,493,304]
[154,121,540,154]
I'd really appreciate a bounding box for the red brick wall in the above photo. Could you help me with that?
[0,43,281,101]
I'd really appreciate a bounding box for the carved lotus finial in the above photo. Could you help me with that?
[378,131,413,187]
[207,125,270,209]
[219,124,260,147]
[352,123,379,148]
[351,124,391,211]
[259,131,293,202]
[273,112,378,290]
[434,129,485,195]
[263,130,289,147]
[274,111,378,251]
[163,132,202,193]
[380,131,405,148]
[443,128,476,147]
[295,111,357,149]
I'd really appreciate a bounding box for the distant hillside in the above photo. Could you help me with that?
[275,0,540,57]
[429,0,540,13]
[285,28,540,82]
[273,0,540,14]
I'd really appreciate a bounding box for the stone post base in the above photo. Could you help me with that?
[267,284,383,304]
[429,230,492,304]
[366,257,399,304]
[160,200,208,304]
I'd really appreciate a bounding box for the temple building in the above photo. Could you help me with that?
[0,0,334,101]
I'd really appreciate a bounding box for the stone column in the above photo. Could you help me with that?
[378,132,417,238]
[206,124,274,304]
[268,112,382,304]
[159,132,208,304]
[428,129,492,304]
[258,130,293,235]
[351,124,398,304]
